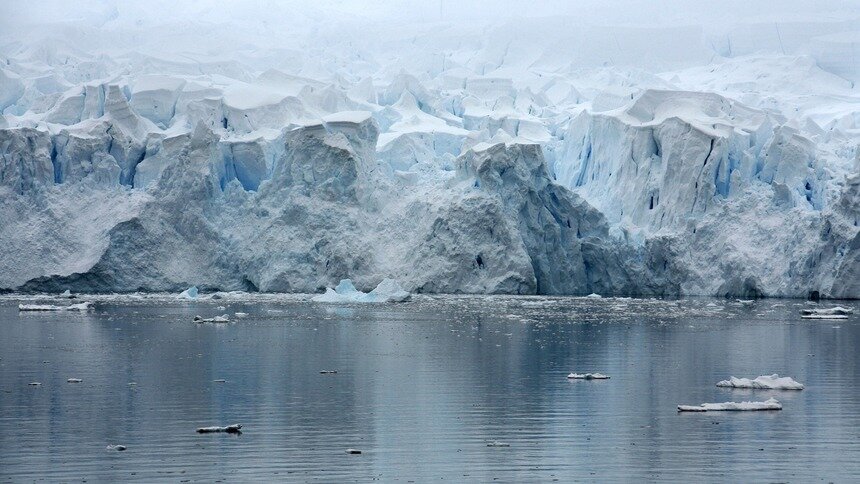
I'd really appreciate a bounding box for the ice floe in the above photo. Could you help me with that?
[19,302,93,311]
[193,314,230,323]
[800,307,853,319]
[678,397,782,412]
[567,373,610,380]
[716,374,804,390]
[197,424,242,434]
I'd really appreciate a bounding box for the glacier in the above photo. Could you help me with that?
[0,0,858,298]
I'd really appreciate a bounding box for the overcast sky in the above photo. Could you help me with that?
[3,0,859,29]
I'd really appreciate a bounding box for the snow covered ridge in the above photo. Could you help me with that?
[0,6,859,297]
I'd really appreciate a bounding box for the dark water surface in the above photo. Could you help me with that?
[1,295,858,482]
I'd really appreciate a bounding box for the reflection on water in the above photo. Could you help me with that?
[0,296,858,481]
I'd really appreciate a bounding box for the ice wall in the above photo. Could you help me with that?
[0,0,858,297]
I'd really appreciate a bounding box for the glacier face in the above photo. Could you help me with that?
[0,1,858,298]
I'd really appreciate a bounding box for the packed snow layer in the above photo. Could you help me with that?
[0,3,858,297]
[678,398,783,412]
[716,375,804,390]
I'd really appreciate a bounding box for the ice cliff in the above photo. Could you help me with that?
[0,1,858,298]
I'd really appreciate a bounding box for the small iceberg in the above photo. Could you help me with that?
[19,302,93,311]
[345,448,362,454]
[716,374,804,390]
[67,378,82,383]
[486,441,510,447]
[585,293,602,299]
[193,314,230,323]
[179,286,199,299]
[197,424,242,434]
[567,373,610,380]
[106,445,127,451]
[59,289,76,299]
[312,279,410,303]
[678,397,782,412]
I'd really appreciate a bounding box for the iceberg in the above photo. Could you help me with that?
[312,279,410,303]
[716,375,804,390]
[179,286,199,299]
[678,398,783,412]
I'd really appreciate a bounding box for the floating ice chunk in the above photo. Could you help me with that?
[677,397,782,412]
[67,378,82,383]
[234,312,248,317]
[193,314,229,323]
[312,278,410,303]
[28,382,41,386]
[801,314,848,320]
[197,424,242,434]
[567,373,610,380]
[800,307,853,316]
[19,302,93,311]
[716,374,804,390]
[319,370,338,374]
[486,441,510,447]
[212,379,227,383]
[585,293,603,299]
[179,286,199,299]
[60,289,75,298]
[346,448,362,454]
[106,445,127,451]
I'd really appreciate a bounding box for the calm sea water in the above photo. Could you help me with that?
[0,294,858,482]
